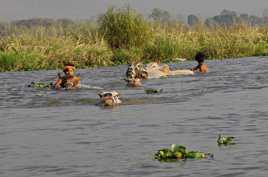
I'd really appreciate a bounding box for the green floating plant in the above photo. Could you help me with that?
[154,144,213,162]
[145,88,163,94]
[186,151,210,159]
[217,134,235,146]
[28,82,53,89]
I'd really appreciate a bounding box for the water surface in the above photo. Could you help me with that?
[0,57,268,177]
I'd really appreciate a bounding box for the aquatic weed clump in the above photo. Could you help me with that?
[154,144,213,162]
[27,82,53,89]
[145,88,163,94]
[217,134,235,146]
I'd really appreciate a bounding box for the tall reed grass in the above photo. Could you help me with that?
[0,24,113,71]
[0,8,267,72]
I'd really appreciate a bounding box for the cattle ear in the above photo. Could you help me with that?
[98,93,102,98]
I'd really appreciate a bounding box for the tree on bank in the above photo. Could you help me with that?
[149,8,172,23]
[187,14,201,26]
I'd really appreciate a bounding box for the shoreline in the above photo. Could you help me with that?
[0,56,266,73]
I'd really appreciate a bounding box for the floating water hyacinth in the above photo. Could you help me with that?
[170,144,187,155]
[154,148,178,162]
[145,88,163,94]
[217,134,235,145]
[154,144,213,162]
[185,151,213,159]
[154,144,187,161]
[28,82,53,89]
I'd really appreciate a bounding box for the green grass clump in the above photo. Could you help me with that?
[112,47,143,64]
[0,51,46,71]
[98,7,152,49]
[143,35,182,62]
[0,25,113,71]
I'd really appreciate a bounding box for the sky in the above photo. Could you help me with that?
[0,0,267,21]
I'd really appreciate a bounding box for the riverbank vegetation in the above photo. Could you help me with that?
[0,7,267,71]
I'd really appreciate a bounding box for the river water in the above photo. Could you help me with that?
[0,57,268,177]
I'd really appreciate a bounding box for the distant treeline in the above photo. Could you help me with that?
[1,9,268,31]
[196,9,268,27]
[0,7,267,72]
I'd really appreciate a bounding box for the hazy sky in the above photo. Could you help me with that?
[0,0,267,21]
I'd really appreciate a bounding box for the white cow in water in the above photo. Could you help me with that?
[98,91,122,106]
[125,62,193,86]
[145,62,194,79]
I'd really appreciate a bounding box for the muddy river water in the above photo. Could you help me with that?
[0,57,268,177]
